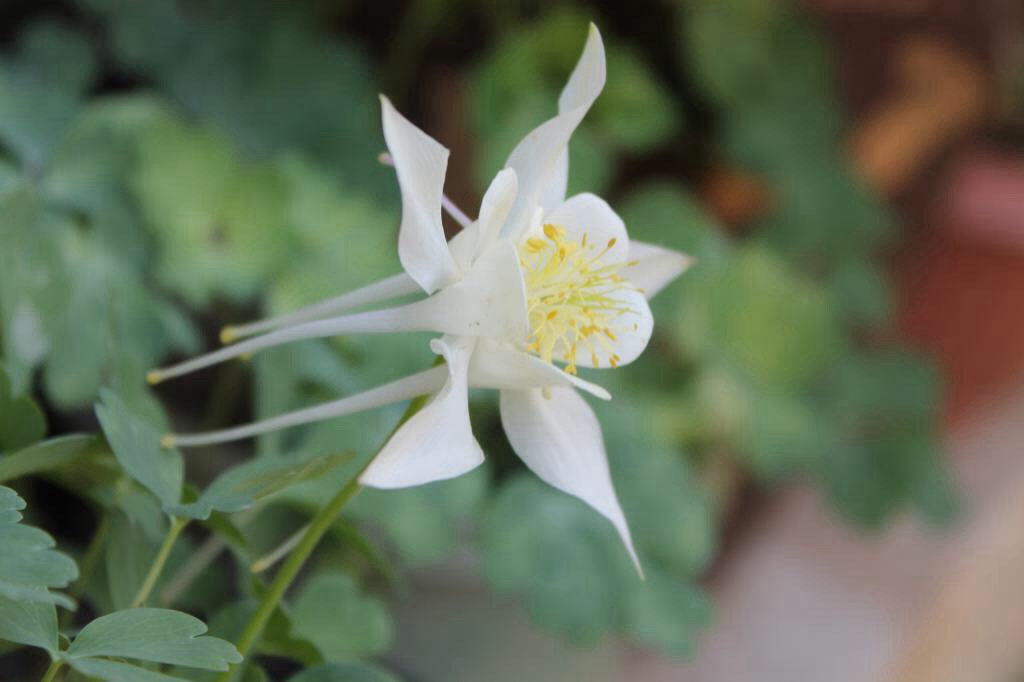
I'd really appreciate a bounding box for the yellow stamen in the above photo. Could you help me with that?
[519,223,640,375]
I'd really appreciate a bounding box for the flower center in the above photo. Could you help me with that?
[519,223,637,374]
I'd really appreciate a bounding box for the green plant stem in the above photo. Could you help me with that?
[40,659,63,682]
[220,475,362,682]
[217,393,431,682]
[131,516,188,608]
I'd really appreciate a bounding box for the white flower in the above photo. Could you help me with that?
[150,24,693,572]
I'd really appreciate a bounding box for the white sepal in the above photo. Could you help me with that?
[499,386,641,575]
[360,336,484,488]
[380,96,461,294]
[625,241,695,300]
[500,24,606,242]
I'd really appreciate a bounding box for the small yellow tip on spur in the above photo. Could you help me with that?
[160,434,176,449]
[146,371,162,385]
[219,326,237,344]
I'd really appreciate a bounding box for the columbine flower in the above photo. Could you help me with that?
[149,24,692,571]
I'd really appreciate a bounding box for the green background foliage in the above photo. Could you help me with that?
[0,0,953,679]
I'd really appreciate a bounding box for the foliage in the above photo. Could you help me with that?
[0,485,78,608]
[0,0,955,679]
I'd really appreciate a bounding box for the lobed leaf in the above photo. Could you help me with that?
[0,594,58,654]
[169,452,352,521]
[0,368,45,453]
[0,434,99,484]
[95,389,183,510]
[290,572,393,661]
[66,608,242,671]
[0,485,78,607]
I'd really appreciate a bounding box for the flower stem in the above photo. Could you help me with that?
[218,476,362,682]
[131,516,188,608]
[40,659,63,682]
[216,393,430,682]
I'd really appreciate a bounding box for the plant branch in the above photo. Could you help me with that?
[131,516,188,608]
[39,659,63,682]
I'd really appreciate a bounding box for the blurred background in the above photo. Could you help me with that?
[1,0,1023,680]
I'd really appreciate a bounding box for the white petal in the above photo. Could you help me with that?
[360,336,484,488]
[447,169,518,273]
[545,193,630,263]
[446,221,480,275]
[380,96,461,294]
[558,23,607,113]
[469,339,610,400]
[625,241,695,300]
[475,169,518,258]
[168,365,448,448]
[222,272,422,341]
[499,387,640,574]
[500,24,606,243]
[563,286,653,370]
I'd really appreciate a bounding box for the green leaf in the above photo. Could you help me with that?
[66,608,242,671]
[623,568,712,657]
[0,434,99,483]
[14,20,96,96]
[0,486,21,524]
[616,182,729,328]
[681,246,842,389]
[0,485,78,607]
[63,657,190,682]
[0,188,195,408]
[821,350,957,526]
[0,368,45,453]
[84,0,389,196]
[287,663,401,682]
[95,389,183,510]
[291,571,393,661]
[0,594,58,653]
[169,452,353,521]
[481,399,714,653]
[208,598,321,667]
[351,468,487,567]
[131,118,294,306]
[104,510,161,612]
[596,45,680,153]
[482,475,632,643]
[470,7,677,196]
[829,257,891,327]
[0,62,79,170]
[617,183,729,264]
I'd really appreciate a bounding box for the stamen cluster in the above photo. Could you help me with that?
[520,224,638,374]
